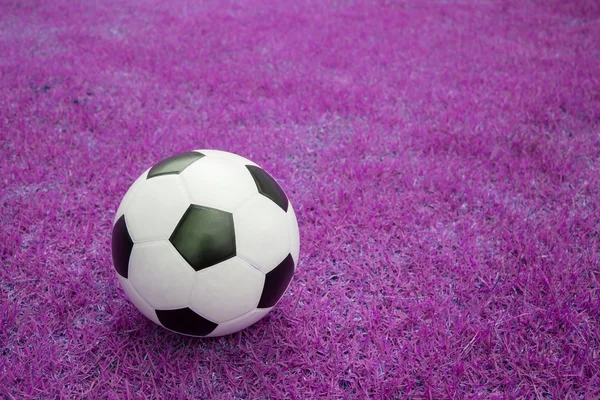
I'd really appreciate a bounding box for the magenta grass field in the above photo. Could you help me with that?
[1,0,599,398]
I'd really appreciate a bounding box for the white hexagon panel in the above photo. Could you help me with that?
[180,155,258,213]
[113,168,149,225]
[117,275,161,325]
[287,202,300,267]
[128,241,195,309]
[208,307,273,337]
[189,257,265,323]
[234,195,290,273]
[125,175,190,243]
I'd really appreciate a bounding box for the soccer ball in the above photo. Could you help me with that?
[111,150,299,337]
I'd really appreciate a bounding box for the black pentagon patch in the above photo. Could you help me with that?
[246,165,289,212]
[170,205,236,271]
[258,254,295,308]
[111,215,133,278]
[147,151,204,179]
[156,307,218,336]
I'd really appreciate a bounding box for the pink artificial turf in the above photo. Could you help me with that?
[1,0,599,398]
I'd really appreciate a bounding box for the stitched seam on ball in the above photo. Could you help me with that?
[230,191,260,214]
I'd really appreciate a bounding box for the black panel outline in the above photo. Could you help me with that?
[147,151,205,179]
[111,215,134,278]
[169,205,236,271]
[258,254,295,308]
[246,165,289,212]
[156,307,218,336]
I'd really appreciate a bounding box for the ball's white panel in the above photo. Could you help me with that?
[189,257,265,324]
[128,241,195,309]
[194,149,258,167]
[113,169,150,225]
[125,175,190,242]
[287,201,300,267]
[180,156,259,213]
[207,307,272,337]
[117,275,161,325]
[234,195,290,273]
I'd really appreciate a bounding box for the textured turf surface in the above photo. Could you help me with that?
[1,0,600,398]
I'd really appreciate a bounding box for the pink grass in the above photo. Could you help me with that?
[1,0,599,398]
